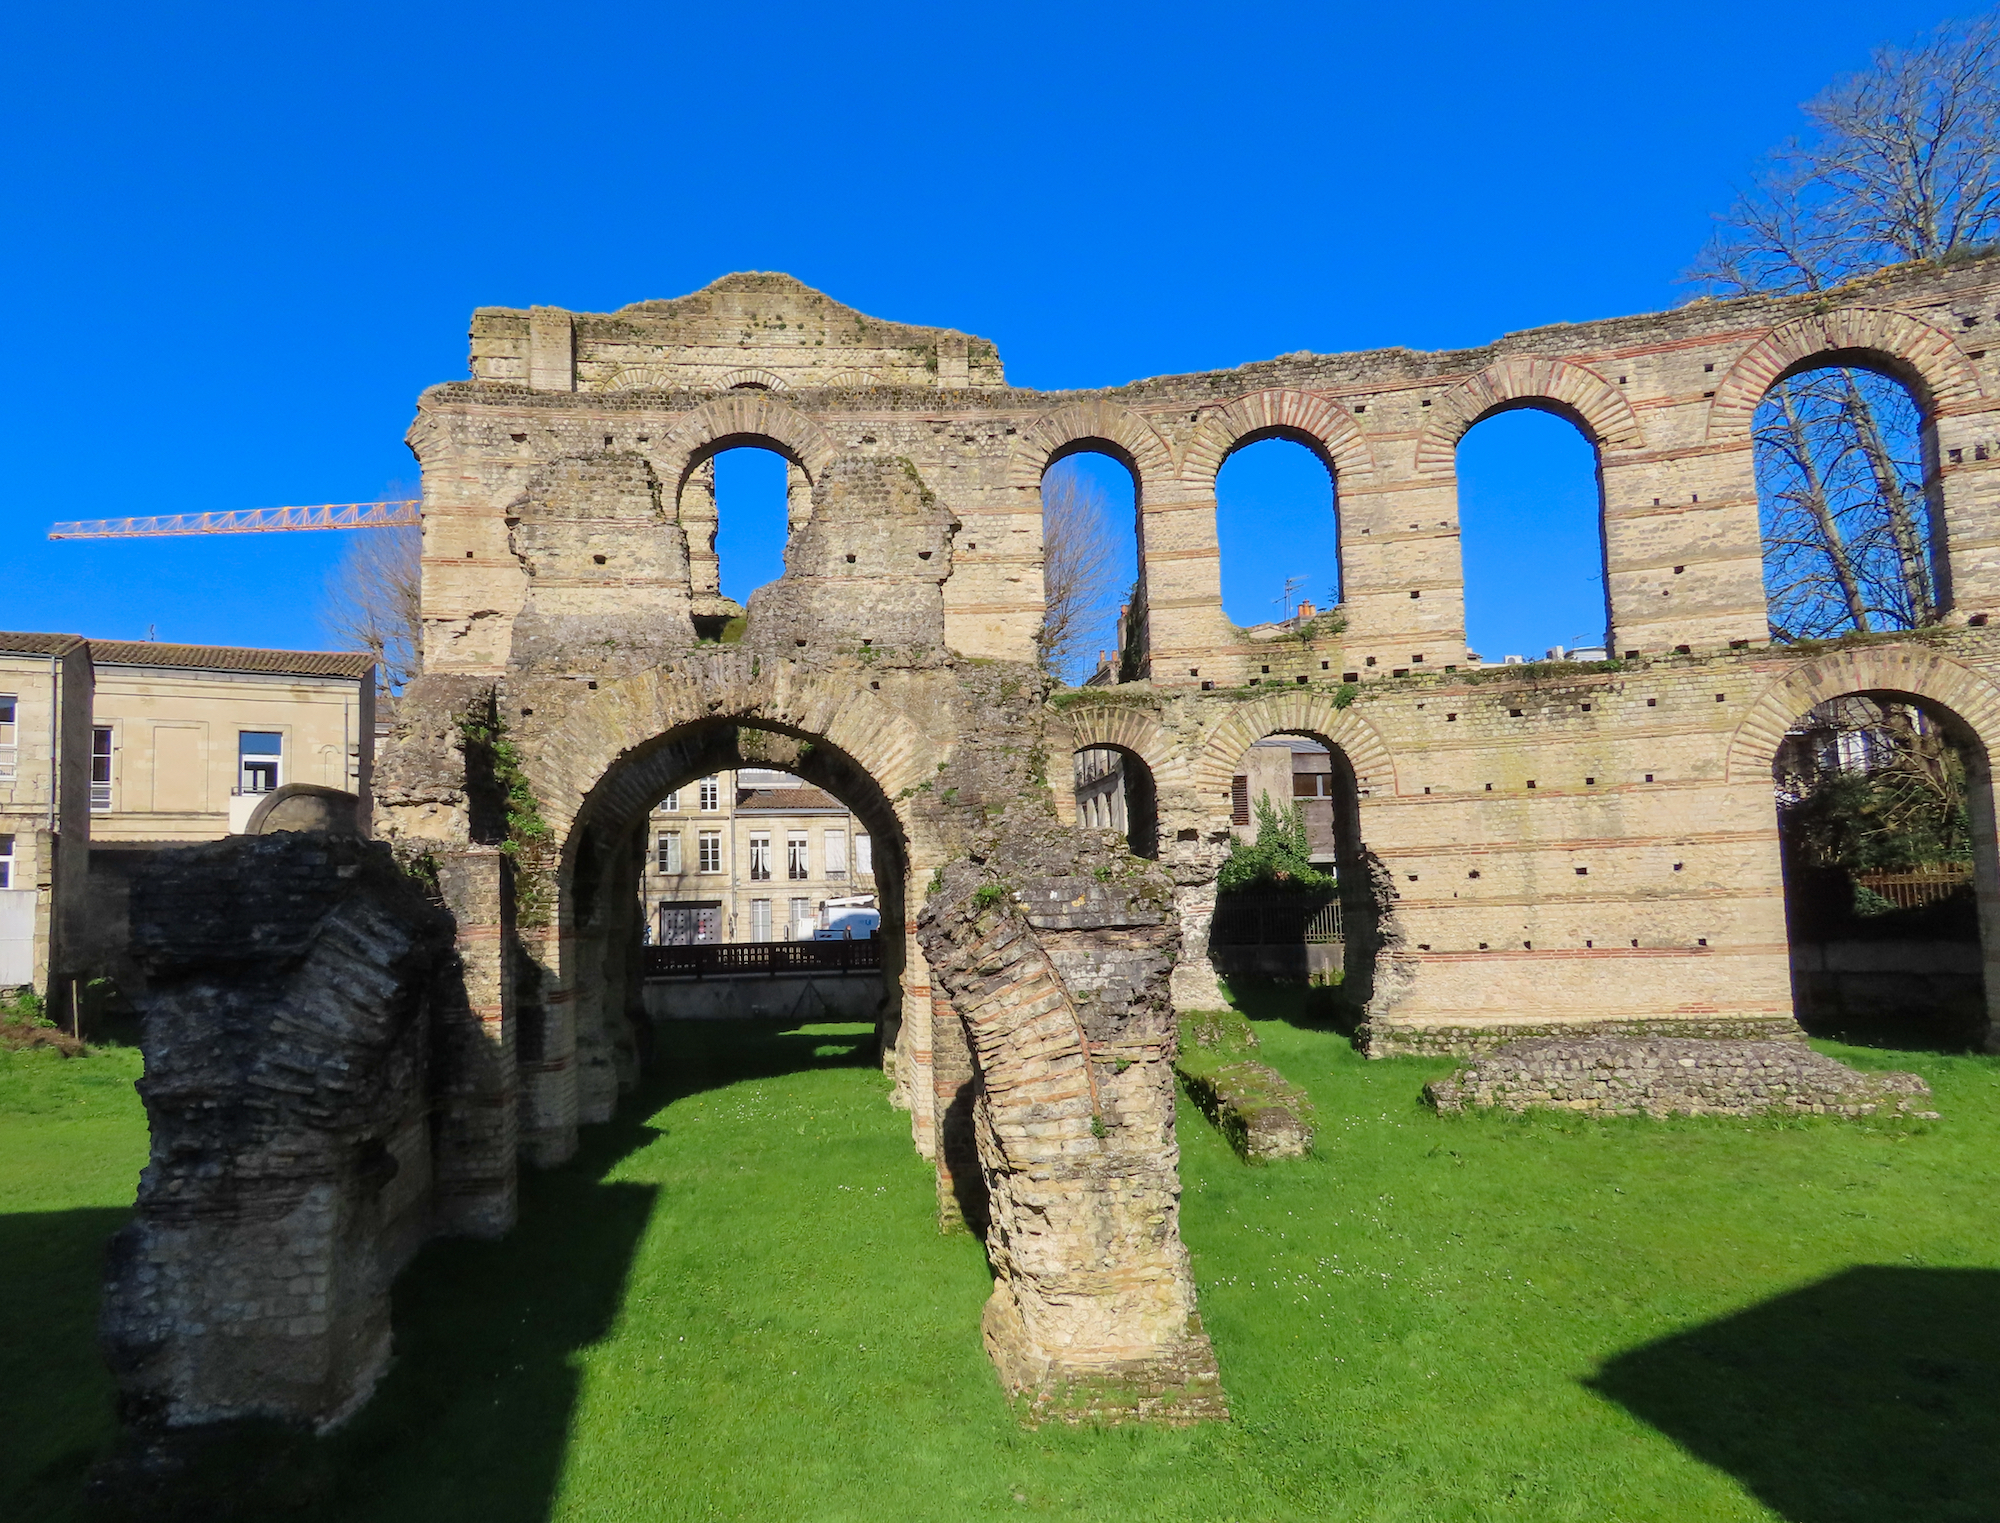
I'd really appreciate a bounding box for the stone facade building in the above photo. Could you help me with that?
[0,634,374,1004]
[646,765,874,942]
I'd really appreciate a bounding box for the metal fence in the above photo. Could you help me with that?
[641,939,883,979]
[1208,894,1343,946]
[1852,865,1973,910]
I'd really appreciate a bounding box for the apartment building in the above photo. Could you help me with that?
[646,767,874,943]
[87,641,375,840]
[1231,737,1337,864]
[0,631,375,1004]
[0,636,93,995]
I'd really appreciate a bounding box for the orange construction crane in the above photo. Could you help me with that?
[48,500,421,540]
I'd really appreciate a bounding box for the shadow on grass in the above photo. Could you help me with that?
[1589,1266,2000,1523]
[0,1208,128,1521]
[1217,977,1364,1040]
[312,1018,881,1522]
[80,1019,881,1523]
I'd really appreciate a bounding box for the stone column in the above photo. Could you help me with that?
[432,846,520,1237]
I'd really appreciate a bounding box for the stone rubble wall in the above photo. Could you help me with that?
[100,835,457,1437]
[1425,1038,1937,1119]
[917,827,1227,1422]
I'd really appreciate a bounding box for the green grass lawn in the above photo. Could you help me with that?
[6,1009,1999,1522]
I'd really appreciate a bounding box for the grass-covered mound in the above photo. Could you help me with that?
[6,1011,2000,1520]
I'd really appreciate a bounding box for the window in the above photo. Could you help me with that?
[749,832,772,881]
[656,832,682,874]
[825,829,848,879]
[91,727,112,812]
[661,790,680,813]
[856,834,872,877]
[0,695,14,779]
[790,897,811,939]
[1231,775,1251,825]
[239,731,282,794]
[0,834,12,889]
[698,831,722,873]
[750,898,772,941]
[698,777,720,812]
[787,831,809,880]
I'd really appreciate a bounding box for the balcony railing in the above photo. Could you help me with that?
[642,939,883,979]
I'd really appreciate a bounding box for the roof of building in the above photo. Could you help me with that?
[86,640,373,680]
[736,786,845,813]
[0,631,88,657]
[0,631,375,679]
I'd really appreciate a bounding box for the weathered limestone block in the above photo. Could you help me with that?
[1425,1038,1937,1119]
[747,452,955,654]
[507,451,696,672]
[917,825,1226,1423]
[1175,1009,1315,1161]
[101,835,456,1439]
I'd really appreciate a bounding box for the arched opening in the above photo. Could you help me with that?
[1209,732,1372,1000]
[1041,448,1140,685]
[1215,434,1340,630]
[680,444,811,641]
[1754,360,1937,641]
[550,720,910,1106]
[1071,744,1158,859]
[1774,690,1995,1051]
[1457,408,1609,664]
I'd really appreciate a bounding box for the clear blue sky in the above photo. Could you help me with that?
[0,1,1958,662]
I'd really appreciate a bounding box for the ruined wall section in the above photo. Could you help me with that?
[101,836,456,1435]
[469,272,1006,394]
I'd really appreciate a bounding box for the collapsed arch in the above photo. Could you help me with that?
[1707,307,1984,446]
[1415,357,1645,475]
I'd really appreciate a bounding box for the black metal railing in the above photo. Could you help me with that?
[642,940,883,979]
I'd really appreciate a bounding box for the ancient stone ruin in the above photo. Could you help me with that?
[100,261,2000,1456]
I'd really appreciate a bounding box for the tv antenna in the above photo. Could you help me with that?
[1273,575,1307,622]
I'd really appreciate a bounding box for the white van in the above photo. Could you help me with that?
[815,896,880,940]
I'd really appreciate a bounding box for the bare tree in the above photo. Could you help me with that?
[1692,13,2000,639]
[1037,469,1120,682]
[322,490,423,692]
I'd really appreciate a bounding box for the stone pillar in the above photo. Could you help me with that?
[1601,445,1768,657]
[432,846,519,1237]
[527,306,574,393]
[918,832,1226,1423]
[514,917,578,1167]
[930,987,982,1232]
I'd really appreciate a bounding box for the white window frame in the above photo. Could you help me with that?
[239,730,283,795]
[0,695,15,780]
[698,830,722,873]
[790,896,812,938]
[661,789,680,813]
[0,833,13,889]
[749,832,771,881]
[698,777,720,812]
[90,726,113,812]
[750,898,772,940]
[824,828,847,879]
[657,832,681,874]
[856,834,872,876]
[787,831,809,881]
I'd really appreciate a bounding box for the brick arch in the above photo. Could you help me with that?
[520,658,937,845]
[1007,398,1176,497]
[1193,695,1398,797]
[1180,389,1375,489]
[656,393,840,498]
[1051,704,1190,787]
[1725,642,2000,783]
[1706,307,1984,444]
[715,368,790,391]
[1414,356,1645,474]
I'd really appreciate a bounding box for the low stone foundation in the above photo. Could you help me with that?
[1365,1014,1805,1059]
[1425,1038,1937,1119]
[1175,1010,1315,1161]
